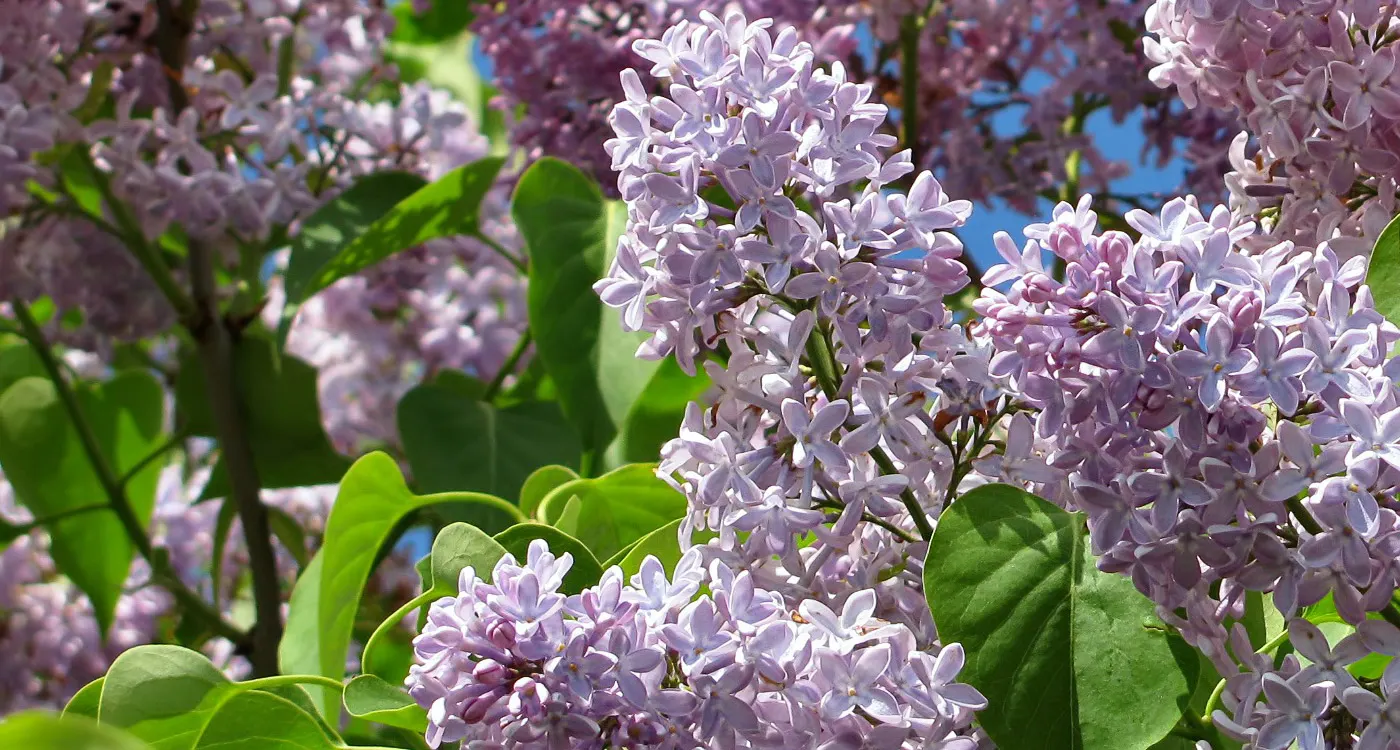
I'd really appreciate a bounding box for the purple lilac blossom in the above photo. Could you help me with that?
[974,190,1400,746]
[1145,0,1400,259]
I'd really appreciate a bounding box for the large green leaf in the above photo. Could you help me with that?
[279,158,504,341]
[64,678,105,719]
[513,157,659,459]
[301,158,504,298]
[494,523,603,594]
[280,453,522,716]
[534,463,686,561]
[342,675,427,733]
[277,171,425,339]
[0,711,148,750]
[95,647,344,750]
[176,335,350,498]
[0,341,43,394]
[599,517,715,580]
[398,381,581,510]
[1367,213,1400,326]
[606,357,711,467]
[191,691,338,750]
[924,484,1196,750]
[0,372,164,633]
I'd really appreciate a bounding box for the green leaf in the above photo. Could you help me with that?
[64,678,105,719]
[280,158,505,341]
[280,453,522,716]
[176,335,350,498]
[277,171,425,340]
[98,645,344,750]
[342,675,428,733]
[0,341,44,395]
[518,465,579,519]
[0,711,149,750]
[535,464,687,561]
[599,517,715,580]
[427,522,508,596]
[398,382,580,517]
[391,0,474,44]
[97,645,236,745]
[924,484,1196,750]
[605,357,711,467]
[191,691,338,750]
[494,523,604,594]
[512,157,659,458]
[0,372,165,634]
[1367,206,1400,326]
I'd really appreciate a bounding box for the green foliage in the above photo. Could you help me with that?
[494,523,603,594]
[92,646,346,749]
[518,465,580,518]
[176,335,349,499]
[390,0,475,44]
[0,372,164,634]
[0,711,148,750]
[605,358,712,466]
[0,340,43,393]
[342,675,428,733]
[599,517,712,579]
[278,158,504,342]
[534,463,688,562]
[513,158,665,463]
[1367,212,1400,325]
[924,484,1197,750]
[397,380,581,510]
[280,453,521,716]
[281,172,426,322]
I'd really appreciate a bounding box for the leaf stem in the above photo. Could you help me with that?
[484,330,532,403]
[361,590,439,675]
[118,425,189,487]
[239,673,346,693]
[472,230,528,274]
[10,297,245,645]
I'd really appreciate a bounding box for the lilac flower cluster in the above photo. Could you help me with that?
[0,1,526,351]
[409,539,986,749]
[973,192,1400,745]
[466,0,861,188]
[1145,0,1400,258]
[409,9,1003,747]
[462,0,1232,208]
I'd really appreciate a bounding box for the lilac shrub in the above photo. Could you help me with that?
[410,10,997,747]
[975,190,1400,745]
